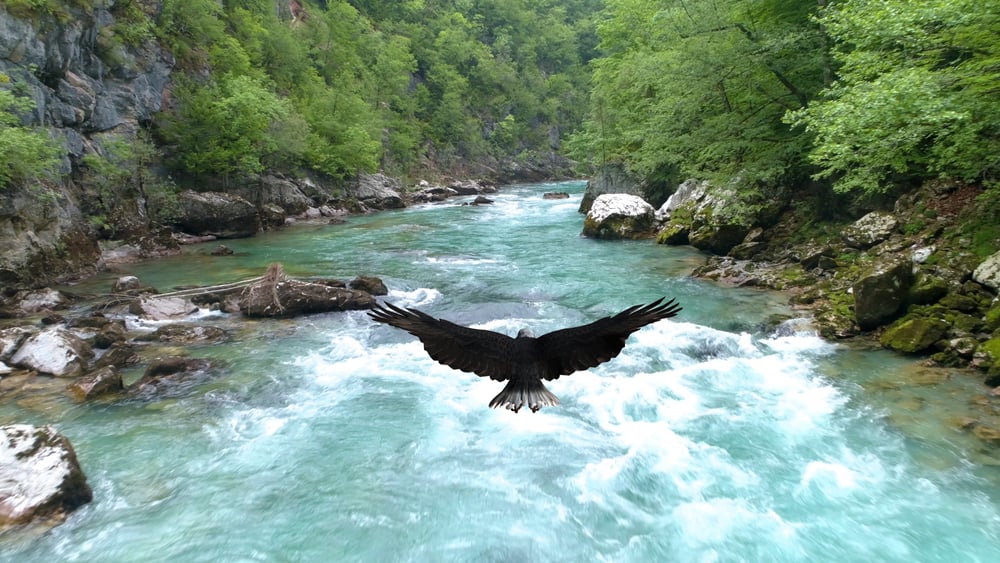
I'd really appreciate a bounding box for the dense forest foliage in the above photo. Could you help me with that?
[0,0,599,188]
[152,0,596,180]
[570,0,1000,204]
[1,0,998,212]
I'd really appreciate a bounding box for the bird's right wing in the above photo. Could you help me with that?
[369,302,517,381]
[536,297,682,379]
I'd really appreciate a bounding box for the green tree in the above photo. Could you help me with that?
[81,133,179,232]
[0,78,59,190]
[161,75,303,180]
[572,0,825,185]
[788,0,1000,193]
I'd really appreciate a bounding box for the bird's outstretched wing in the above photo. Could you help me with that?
[535,297,682,379]
[368,302,517,381]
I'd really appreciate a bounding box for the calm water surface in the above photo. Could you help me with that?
[4,181,1000,561]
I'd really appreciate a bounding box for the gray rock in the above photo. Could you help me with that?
[656,179,710,222]
[349,275,389,296]
[135,324,229,344]
[68,366,123,400]
[0,6,173,290]
[112,275,144,293]
[129,296,199,320]
[655,176,785,255]
[129,357,216,397]
[582,194,656,239]
[579,164,647,214]
[912,246,936,264]
[9,327,94,377]
[411,185,458,203]
[690,224,749,256]
[0,327,36,361]
[973,250,1000,291]
[0,424,92,528]
[12,288,69,313]
[842,211,899,249]
[92,342,138,370]
[234,176,314,215]
[349,173,405,209]
[174,191,260,238]
[853,257,914,330]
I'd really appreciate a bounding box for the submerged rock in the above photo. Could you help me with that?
[134,324,229,344]
[68,366,124,401]
[0,424,93,528]
[129,357,217,398]
[349,276,389,296]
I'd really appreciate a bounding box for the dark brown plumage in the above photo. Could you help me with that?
[368,297,682,413]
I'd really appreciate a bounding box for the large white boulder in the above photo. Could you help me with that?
[9,327,93,377]
[973,250,1000,291]
[0,424,92,528]
[582,194,656,239]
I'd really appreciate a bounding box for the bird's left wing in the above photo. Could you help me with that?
[368,302,517,381]
[535,297,682,379]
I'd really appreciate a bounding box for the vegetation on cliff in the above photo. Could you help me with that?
[150,0,599,181]
[2,0,598,189]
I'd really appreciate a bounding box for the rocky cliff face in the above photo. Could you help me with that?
[0,3,173,291]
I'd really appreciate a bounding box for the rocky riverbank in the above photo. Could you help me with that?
[0,176,514,531]
[580,172,1000,449]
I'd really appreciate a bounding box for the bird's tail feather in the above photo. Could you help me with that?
[489,379,559,413]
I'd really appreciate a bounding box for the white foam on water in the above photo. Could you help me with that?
[386,286,441,307]
[424,256,500,266]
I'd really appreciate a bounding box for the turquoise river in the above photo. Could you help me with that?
[3,181,1000,561]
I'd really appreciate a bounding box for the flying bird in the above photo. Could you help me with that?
[368,297,682,413]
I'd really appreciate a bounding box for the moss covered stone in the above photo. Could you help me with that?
[853,257,914,330]
[908,275,948,305]
[880,317,950,354]
[981,336,1000,366]
[656,223,689,245]
[985,304,1000,333]
[939,293,982,313]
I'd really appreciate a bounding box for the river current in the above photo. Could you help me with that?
[4,181,1000,561]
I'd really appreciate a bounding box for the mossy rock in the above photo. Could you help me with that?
[880,317,950,354]
[657,223,689,245]
[985,304,1000,332]
[945,311,985,334]
[908,275,948,305]
[939,293,983,313]
[688,224,749,255]
[981,336,1000,367]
